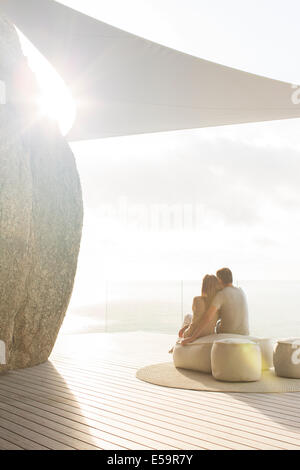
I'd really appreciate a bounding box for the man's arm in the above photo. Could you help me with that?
[180,304,218,345]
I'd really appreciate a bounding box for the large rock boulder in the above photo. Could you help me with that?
[0,16,83,371]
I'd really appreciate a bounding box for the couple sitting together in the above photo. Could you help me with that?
[176,268,249,348]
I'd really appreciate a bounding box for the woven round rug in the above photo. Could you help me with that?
[136,362,300,393]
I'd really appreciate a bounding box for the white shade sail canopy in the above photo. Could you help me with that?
[1,0,300,141]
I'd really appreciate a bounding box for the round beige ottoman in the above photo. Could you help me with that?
[173,333,273,373]
[274,339,300,379]
[211,339,262,382]
[173,340,213,373]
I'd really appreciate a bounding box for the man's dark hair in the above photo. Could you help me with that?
[216,267,233,285]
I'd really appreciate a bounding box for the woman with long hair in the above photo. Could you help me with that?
[169,275,220,352]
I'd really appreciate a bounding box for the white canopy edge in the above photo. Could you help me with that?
[1,0,300,141]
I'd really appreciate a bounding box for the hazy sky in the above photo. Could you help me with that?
[19,1,300,304]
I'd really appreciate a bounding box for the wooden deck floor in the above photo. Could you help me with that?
[0,331,300,450]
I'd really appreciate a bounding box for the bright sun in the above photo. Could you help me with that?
[17,29,76,137]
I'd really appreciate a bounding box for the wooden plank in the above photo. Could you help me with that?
[4,370,292,442]
[44,366,300,444]
[48,356,300,415]
[51,356,300,414]
[0,378,225,450]
[0,401,102,450]
[0,382,151,450]
[38,366,300,442]
[51,362,300,423]
[1,331,299,451]
[48,358,300,419]
[0,393,216,451]
[0,378,182,450]
[18,363,300,436]
[0,381,260,451]
[0,424,48,450]
[0,388,204,450]
[3,367,292,450]
[0,416,73,450]
[0,384,127,450]
[39,368,300,449]
[0,435,24,450]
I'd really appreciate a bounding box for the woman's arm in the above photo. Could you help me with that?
[181,290,223,345]
[182,297,206,339]
[181,304,218,345]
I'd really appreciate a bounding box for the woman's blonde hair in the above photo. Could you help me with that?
[201,274,220,309]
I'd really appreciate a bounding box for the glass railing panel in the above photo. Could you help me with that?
[105,280,182,334]
[238,280,300,339]
[65,279,300,338]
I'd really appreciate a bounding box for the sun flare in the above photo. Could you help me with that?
[17,29,76,136]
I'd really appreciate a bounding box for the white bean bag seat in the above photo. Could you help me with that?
[211,339,262,382]
[173,333,273,373]
[274,338,300,379]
